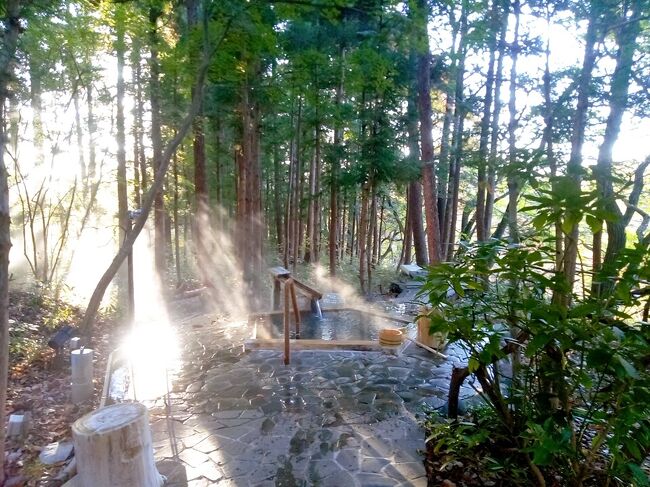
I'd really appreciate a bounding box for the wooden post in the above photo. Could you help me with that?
[70,348,93,403]
[72,403,163,487]
[273,278,281,309]
[289,281,301,338]
[269,266,290,309]
[283,280,291,365]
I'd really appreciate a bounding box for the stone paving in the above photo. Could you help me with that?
[147,307,475,486]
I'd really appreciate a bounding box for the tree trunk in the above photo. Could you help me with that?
[237,66,263,291]
[476,0,500,242]
[187,0,209,281]
[115,4,129,308]
[358,184,370,294]
[593,0,642,293]
[403,187,413,265]
[376,196,385,265]
[338,189,346,261]
[560,3,600,304]
[444,2,468,260]
[447,130,463,261]
[132,41,147,200]
[193,117,207,238]
[87,81,97,182]
[73,85,87,192]
[484,0,509,235]
[415,0,441,264]
[437,10,460,234]
[406,71,428,266]
[0,1,21,482]
[173,150,181,287]
[460,204,474,243]
[329,144,339,275]
[506,0,521,244]
[312,125,321,262]
[371,193,379,265]
[273,142,283,252]
[283,109,294,268]
[367,186,376,292]
[542,17,562,272]
[149,7,166,279]
[349,195,356,263]
[305,130,317,263]
[251,91,264,285]
[297,144,305,264]
[215,117,223,210]
[28,55,44,167]
[329,61,343,275]
[290,98,302,271]
[79,24,220,335]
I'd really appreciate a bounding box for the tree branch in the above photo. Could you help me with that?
[78,17,234,336]
[622,155,650,226]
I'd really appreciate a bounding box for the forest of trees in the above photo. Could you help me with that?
[1,0,649,306]
[1,0,650,483]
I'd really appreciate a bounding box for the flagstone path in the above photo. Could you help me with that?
[148,308,474,487]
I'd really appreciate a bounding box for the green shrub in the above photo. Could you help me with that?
[419,238,650,486]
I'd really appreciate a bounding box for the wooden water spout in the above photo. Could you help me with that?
[270,266,323,318]
[268,267,324,365]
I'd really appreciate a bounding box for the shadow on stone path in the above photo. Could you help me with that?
[147,305,474,486]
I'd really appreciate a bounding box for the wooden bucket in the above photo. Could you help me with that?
[417,307,447,350]
[379,328,404,346]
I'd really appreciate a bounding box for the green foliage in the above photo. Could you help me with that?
[424,407,532,485]
[524,173,617,236]
[9,321,45,365]
[8,290,83,366]
[39,293,80,329]
[420,238,650,485]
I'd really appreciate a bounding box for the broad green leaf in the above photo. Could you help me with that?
[628,464,650,486]
[616,355,639,379]
[585,214,602,233]
[526,333,550,357]
[531,213,548,230]
[468,357,480,373]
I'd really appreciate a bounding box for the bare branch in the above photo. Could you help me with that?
[623,155,650,226]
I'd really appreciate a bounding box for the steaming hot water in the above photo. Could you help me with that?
[254,308,404,341]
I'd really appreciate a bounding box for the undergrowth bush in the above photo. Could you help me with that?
[420,238,650,486]
[8,290,84,367]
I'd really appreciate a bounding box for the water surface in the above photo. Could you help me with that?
[255,309,402,341]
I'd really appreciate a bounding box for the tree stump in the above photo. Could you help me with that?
[72,403,164,487]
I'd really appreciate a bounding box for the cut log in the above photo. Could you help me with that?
[72,403,164,487]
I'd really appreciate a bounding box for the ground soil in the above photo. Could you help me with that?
[4,291,121,486]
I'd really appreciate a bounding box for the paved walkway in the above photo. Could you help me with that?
[148,308,473,486]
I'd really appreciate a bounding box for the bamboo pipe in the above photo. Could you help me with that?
[289,281,301,338]
[404,336,448,360]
